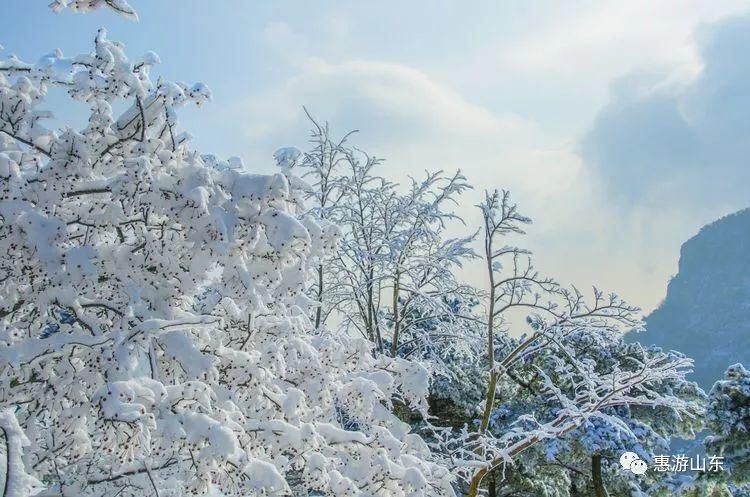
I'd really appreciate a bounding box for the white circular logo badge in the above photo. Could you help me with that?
[620,452,639,469]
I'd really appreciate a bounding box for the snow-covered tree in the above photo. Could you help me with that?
[555,345,704,497]
[294,139,705,497]
[487,341,705,497]
[441,190,705,497]
[0,24,455,497]
[705,363,750,487]
[0,6,715,497]
[381,169,475,358]
[389,295,487,410]
[298,119,477,360]
[291,109,352,329]
[314,142,395,350]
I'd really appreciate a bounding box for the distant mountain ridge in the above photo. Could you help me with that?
[637,208,750,390]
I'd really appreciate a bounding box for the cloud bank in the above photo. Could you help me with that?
[582,13,750,209]
[227,10,750,314]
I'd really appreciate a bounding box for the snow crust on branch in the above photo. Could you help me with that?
[49,0,139,21]
[0,410,42,497]
[0,29,453,497]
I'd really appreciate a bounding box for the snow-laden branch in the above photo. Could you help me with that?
[0,410,41,497]
[0,26,454,497]
[49,0,139,20]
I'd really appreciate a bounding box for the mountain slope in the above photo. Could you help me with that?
[638,208,750,390]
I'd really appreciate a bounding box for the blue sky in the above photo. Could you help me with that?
[3,1,750,312]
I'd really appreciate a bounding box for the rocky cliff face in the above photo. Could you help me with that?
[637,208,750,390]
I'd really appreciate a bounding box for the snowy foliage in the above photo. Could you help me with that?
[296,113,479,363]
[493,340,705,497]
[285,124,708,496]
[442,190,706,496]
[0,28,454,497]
[49,0,139,21]
[0,5,718,497]
[0,410,42,497]
[705,363,750,484]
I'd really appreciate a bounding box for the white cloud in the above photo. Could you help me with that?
[216,6,750,314]
[235,57,571,187]
[444,0,750,136]
[229,56,656,309]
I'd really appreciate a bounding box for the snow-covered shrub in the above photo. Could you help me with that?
[0,27,454,497]
[705,363,750,485]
